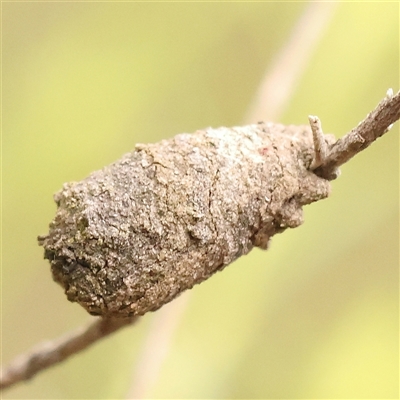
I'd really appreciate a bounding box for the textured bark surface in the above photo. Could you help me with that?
[39,122,332,318]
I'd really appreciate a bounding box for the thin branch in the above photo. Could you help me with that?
[313,89,400,180]
[309,115,328,169]
[0,316,138,391]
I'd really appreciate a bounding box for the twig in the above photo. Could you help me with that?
[0,316,138,391]
[313,89,400,180]
[309,115,328,170]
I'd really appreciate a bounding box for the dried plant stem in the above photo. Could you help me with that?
[314,89,400,180]
[0,317,137,390]
[309,115,328,170]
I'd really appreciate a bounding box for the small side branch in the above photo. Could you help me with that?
[0,316,138,391]
[313,89,400,180]
[309,115,328,170]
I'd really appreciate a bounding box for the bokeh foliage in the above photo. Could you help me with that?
[2,2,398,399]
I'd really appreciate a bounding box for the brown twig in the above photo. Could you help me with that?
[309,115,328,170]
[313,89,400,180]
[0,316,138,391]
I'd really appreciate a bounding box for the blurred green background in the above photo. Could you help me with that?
[2,2,398,399]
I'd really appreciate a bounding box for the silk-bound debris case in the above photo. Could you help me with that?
[39,122,332,318]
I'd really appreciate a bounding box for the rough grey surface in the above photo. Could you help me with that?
[39,122,332,318]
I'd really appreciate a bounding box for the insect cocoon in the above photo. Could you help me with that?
[39,122,332,318]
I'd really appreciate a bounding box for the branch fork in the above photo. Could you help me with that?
[309,88,400,180]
